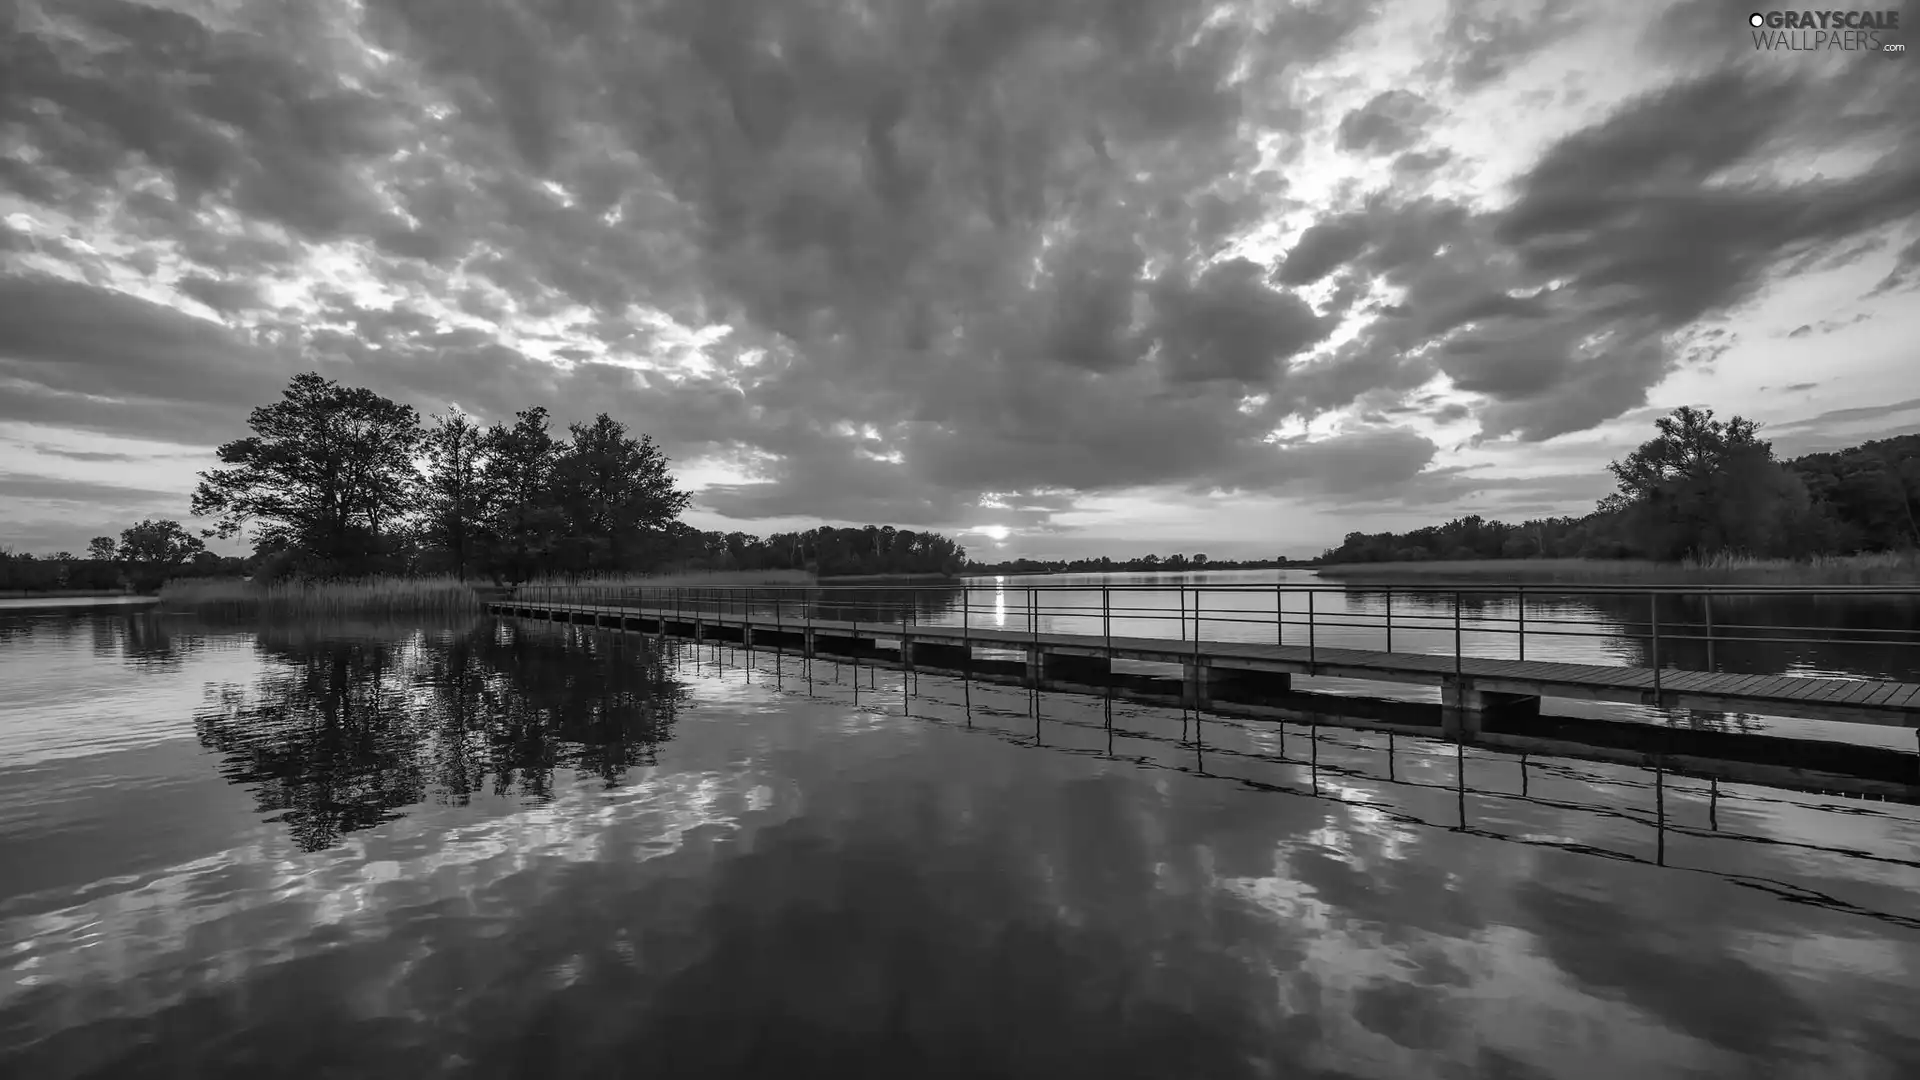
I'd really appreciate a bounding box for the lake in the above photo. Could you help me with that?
[3,603,1919,1078]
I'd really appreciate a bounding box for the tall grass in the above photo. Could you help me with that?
[518,569,815,604]
[1313,552,1920,586]
[157,576,484,618]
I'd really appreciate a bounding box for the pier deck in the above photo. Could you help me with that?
[490,600,1920,735]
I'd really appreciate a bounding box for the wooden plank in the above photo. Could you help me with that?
[1859,682,1910,707]
[1806,679,1865,703]
[1658,670,1721,692]
[1752,677,1816,701]
[1761,677,1817,700]
[1855,681,1910,707]
[1834,680,1885,705]
[1712,673,1778,697]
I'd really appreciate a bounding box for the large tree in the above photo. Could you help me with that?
[1601,406,1812,559]
[419,410,493,579]
[480,407,564,582]
[118,519,206,567]
[551,413,692,572]
[192,372,422,574]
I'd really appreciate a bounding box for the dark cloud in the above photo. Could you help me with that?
[21,443,200,464]
[1335,90,1437,156]
[0,471,182,506]
[1147,259,1329,385]
[175,274,266,315]
[1274,217,1369,286]
[1769,397,1920,433]
[0,274,297,445]
[1868,236,1920,297]
[1393,149,1452,175]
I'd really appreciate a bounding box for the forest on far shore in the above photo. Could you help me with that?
[1318,411,1919,565]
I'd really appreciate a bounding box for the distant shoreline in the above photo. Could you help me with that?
[0,589,139,600]
[1312,555,1919,586]
[0,595,160,612]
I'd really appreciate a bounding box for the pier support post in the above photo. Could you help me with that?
[901,635,915,671]
[1182,661,1211,709]
[1443,682,1541,740]
[802,629,817,658]
[1024,646,1043,688]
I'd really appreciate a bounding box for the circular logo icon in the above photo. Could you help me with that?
[1749,12,1765,26]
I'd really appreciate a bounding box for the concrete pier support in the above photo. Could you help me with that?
[1442,682,1542,739]
[1181,663,1289,708]
[1044,654,1112,686]
[1182,661,1210,708]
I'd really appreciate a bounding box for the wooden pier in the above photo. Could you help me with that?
[489,599,1920,739]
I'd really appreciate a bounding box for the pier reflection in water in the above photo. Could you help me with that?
[1,609,1917,1078]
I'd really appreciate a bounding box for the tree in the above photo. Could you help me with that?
[119,519,205,566]
[1602,406,1806,559]
[481,407,564,582]
[550,413,692,573]
[192,372,423,575]
[118,520,206,589]
[419,410,493,579]
[87,536,117,561]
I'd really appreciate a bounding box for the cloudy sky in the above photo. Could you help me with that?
[2,0,1916,560]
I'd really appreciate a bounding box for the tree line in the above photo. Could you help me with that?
[665,525,967,577]
[1321,407,1920,564]
[182,372,969,583]
[1,519,244,593]
[961,553,1313,575]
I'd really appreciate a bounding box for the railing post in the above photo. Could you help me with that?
[1179,585,1186,641]
[1453,591,1463,681]
[1516,585,1525,662]
[1703,592,1715,673]
[1275,582,1283,647]
[1650,593,1662,696]
[1029,586,1040,688]
[1308,589,1316,668]
[962,584,971,675]
[1103,585,1111,652]
[1384,588,1392,652]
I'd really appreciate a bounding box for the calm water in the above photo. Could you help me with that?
[3,608,1919,1078]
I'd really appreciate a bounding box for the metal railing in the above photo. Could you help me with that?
[500,580,1920,688]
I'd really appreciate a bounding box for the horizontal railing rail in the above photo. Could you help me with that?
[496,579,1920,688]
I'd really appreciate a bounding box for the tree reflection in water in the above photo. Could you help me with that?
[193,618,688,851]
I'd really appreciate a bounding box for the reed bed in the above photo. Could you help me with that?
[1313,552,1920,586]
[518,569,815,604]
[157,576,485,618]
